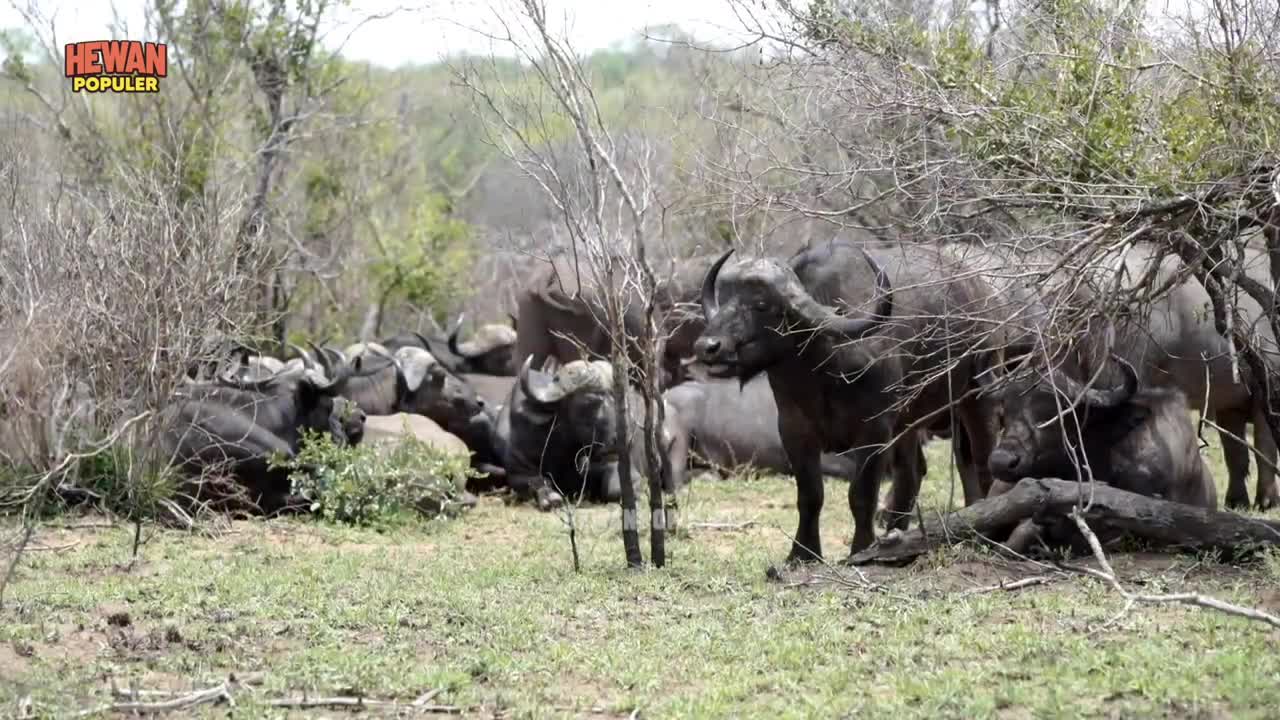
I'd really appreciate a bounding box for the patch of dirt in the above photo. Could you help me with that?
[0,641,33,681]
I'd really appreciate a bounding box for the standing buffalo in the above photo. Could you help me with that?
[514,253,717,390]
[983,355,1217,509]
[163,364,370,514]
[694,241,1001,562]
[495,356,676,510]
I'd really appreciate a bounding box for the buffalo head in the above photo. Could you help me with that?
[447,313,519,376]
[693,247,893,382]
[985,355,1142,483]
[515,355,622,502]
[391,346,486,426]
[213,349,374,448]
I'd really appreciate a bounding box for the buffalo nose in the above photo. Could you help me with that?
[476,397,487,409]
[988,448,1020,475]
[694,337,721,360]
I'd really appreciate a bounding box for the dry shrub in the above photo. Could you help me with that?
[0,138,275,517]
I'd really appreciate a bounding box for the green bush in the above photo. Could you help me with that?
[274,430,479,527]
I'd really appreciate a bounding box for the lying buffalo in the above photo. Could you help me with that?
[694,241,1001,562]
[379,314,517,377]
[163,363,371,514]
[983,355,1217,509]
[496,356,675,510]
[663,375,859,488]
[311,342,483,441]
[364,413,469,457]
[447,315,518,376]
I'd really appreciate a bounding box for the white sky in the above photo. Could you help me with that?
[1,0,757,67]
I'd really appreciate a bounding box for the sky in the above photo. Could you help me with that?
[0,0,758,67]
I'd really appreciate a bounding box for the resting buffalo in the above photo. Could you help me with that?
[984,355,1217,509]
[694,241,1001,561]
[662,375,859,488]
[950,239,1276,509]
[446,315,518,375]
[379,314,517,377]
[496,356,676,510]
[163,363,370,513]
[311,342,483,441]
[514,253,716,389]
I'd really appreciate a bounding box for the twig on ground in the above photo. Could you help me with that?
[77,681,234,716]
[688,519,758,531]
[961,575,1057,596]
[266,696,462,713]
[1067,510,1280,631]
[412,688,445,706]
[26,540,81,552]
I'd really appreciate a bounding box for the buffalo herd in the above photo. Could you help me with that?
[167,236,1280,561]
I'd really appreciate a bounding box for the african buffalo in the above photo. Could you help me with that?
[984,355,1217,509]
[364,413,469,456]
[378,314,516,376]
[496,356,676,510]
[447,315,518,376]
[954,239,1276,509]
[514,253,717,389]
[163,363,370,513]
[662,375,860,488]
[311,342,484,441]
[694,240,1002,561]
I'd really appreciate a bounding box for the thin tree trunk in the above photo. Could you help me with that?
[607,264,643,568]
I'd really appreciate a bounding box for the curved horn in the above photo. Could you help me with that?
[215,367,281,392]
[700,248,734,321]
[288,343,317,372]
[307,341,333,378]
[448,313,476,358]
[1052,354,1138,409]
[366,343,401,370]
[519,354,563,406]
[793,245,896,338]
[836,248,893,338]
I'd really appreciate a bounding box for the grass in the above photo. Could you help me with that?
[2,437,1280,719]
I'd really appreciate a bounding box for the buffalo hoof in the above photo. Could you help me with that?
[1225,493,1252,511]
[783,549,823,567]
[536,488,565,512]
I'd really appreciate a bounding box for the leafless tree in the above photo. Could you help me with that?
[455,0,687,567]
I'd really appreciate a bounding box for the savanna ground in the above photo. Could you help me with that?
[3,438,1280,719]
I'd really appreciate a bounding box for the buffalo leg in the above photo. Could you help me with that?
[848,441,889,555]
[883,434,923,532]
[1253,412,1279,510]
[955,400,996,505]
[778,414,824,564]
[1218,410,1252,510]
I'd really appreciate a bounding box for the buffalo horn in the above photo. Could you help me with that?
[307,341,333,378]
[1053,354,1138,409]
[448,313,475,359]
[519,354,564,406]
[825,248,893,340]
[700,248,735,321]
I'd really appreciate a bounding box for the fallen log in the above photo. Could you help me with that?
[849,478,1280,566]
